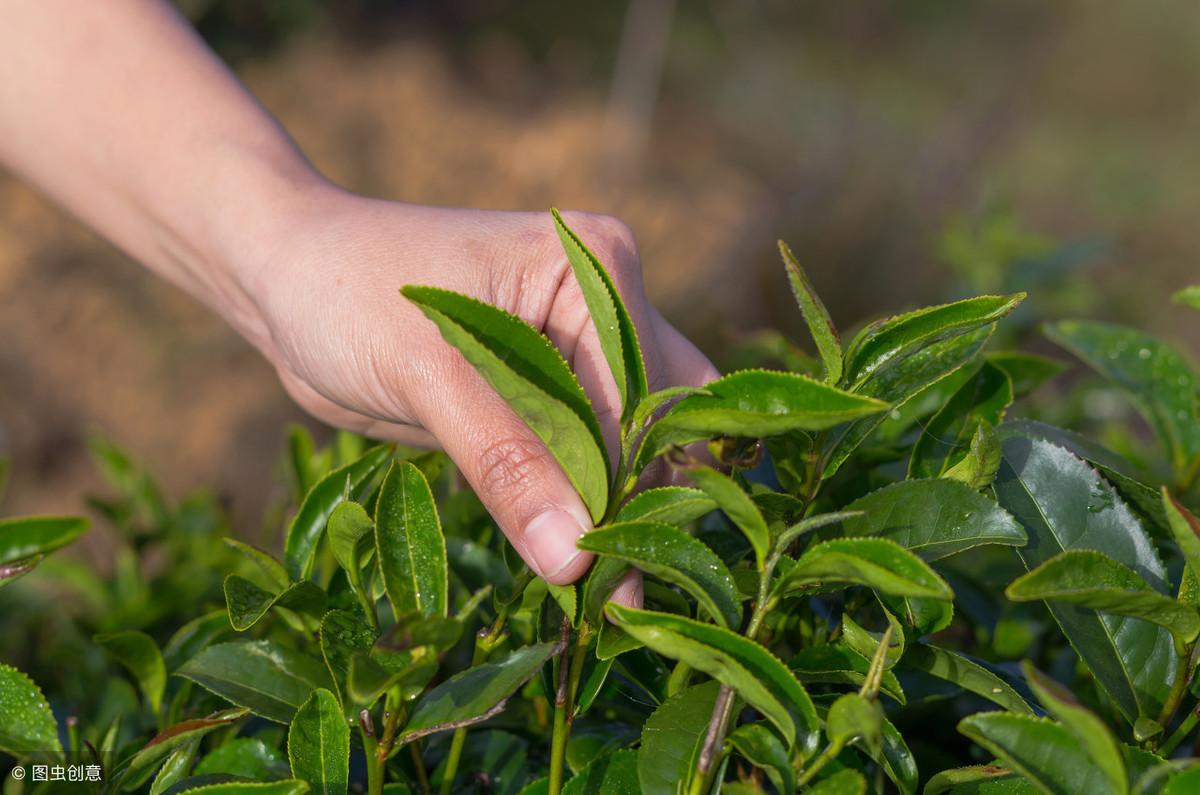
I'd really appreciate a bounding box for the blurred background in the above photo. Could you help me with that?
[3,0,1200,532]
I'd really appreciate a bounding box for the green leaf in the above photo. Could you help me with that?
[172,782,311,795]
[898,644,1033,714]
[808,769,867,795]
[637,681,719,795]
[224,538,290,591]
[1162,489,1200,584]
[346,649,438,707]
[687,466,770,570]
[150,738,201,795]
[943,421,1003,490]
[177,640,335,724]
[842,611,905,669]
[1162,766,1200,795]
[0,555,41,588]
[194,738,289,780]
[287,424,326,500]
[909,362,1012,480]
[563,748,640,794]
[873,716,919,795]
[285,445,392,579]
[224,577,327,632]
[606,604,818,752]
[582,557,632,629]
[789,645,905,705]
[288,689,349,795]
[0,663,61,759]
[1021,663,1125,795]
[843,294,1024,388]
[958,713,1118,795]
[841,479,1026,561]
[1045,320,1200,478]
[578,521,740,629]
[1172,285,1200,311]
[1006,550,1200,650]
[614,487,716,525]
[164,611,234,673]
[398,642,559,742]
[552,208,648,420]
[826,693,882,754]
[327,501,373,582]
[319,610,377,706]
[374,461,448,620]
[775,538,953,601]
[924,766,1034,795]
[638,369,888,469]
[779,240,842,384]
[0,516,88,563]
[627,386,710,438]
[774,511,863,551]
[96,630,167,714]
[985,351,1066,399]
[728,722,796,795]
[124,708,251,780]
[994,429,1175,723]
[402,285,609,520]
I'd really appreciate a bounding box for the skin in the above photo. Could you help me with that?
[0,1,718,596]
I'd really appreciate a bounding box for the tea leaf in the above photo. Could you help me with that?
[637,681,719,795]
[843,294,1024,389]
[606,604,819,752]
[898,644,1033,714]
[924,766,1030,795]
[125,707,250,779]
[288,688,350,795]
[177,640,335,724]
[194,738,289,780]
[164,611,234,673]
[728,722,796,795]
[614,487,716,525]
[826,693,882,754]
[780,240,842,384]
[942,420,1003,489]
[174,782,311,795]
[402,285,609,520]
[287,424,326,500]
[578,521,741,629]
[807,769,868,795]
[375,461,448,620]
[687,466,770,570]
[958,713,1116,795]
[628,386,710,438]
[224,538,290,591]
[1163,767,1200,795]
[638,370,887,469]
[150,738,201,795]
[775,538,953,601]
[582,557,632,628]
[789,645,905,705]
[326,501,373,583]
[909,362,1012,480]
[873,717,918,795]
[1162,489,1200,584]
[96,630,167,714]
[986,351,1067,399]
[841,479,1025,561]
[842,611,904,670]
[346,649,438,707]
[319,610,376,707]
[1173,285,1200,311]
[399,642,559,742]
[562,747,640,794]
[994,430,1175,723]
[0,515,88,563]
[774,511,863,551]
[285,445,392,580]
[1021,663,1125,795]
[1006,550,1200,649]
[0,663,61,759]
[552,208,648,420]
[224,577,327,632]
[1045,320,1200,478]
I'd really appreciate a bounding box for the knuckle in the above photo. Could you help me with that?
[474,434,554,503]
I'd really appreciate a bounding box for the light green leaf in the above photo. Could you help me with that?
[177,641,335,724]
[96,630,167,714]
[194,738,289,780]
[909,362,1012,480]
[826,693,882,754]
[943,420,1002,489]
[124,708,251,780]
[375,461,448,620]
[728,722,796,795]
[789,645,905,705]
[627,386,710,439]
[841,479,1025,561]
[327,501,373,583]
[637,681,719,795]
[779,240,841,384]
[774,511,863,552]
[1162,489,1200,584]
[563,748,640,794]
[288,689,349,795]
[842,611,905,670]
[0,516,88,563]
[150,738,201,795]
[775,538,953,601]
[1172,285,1200,311]
[578,521,740,629]
[1045,320,1200,478]
[606,604,818,752]
[924,766,1034,795]
[994,429,1175,723]
[224,577,327,632]
[899,644,1033,714]
[285,445,392,579]
[399,642,559,742]
[1162,766,1200,795]
[1006,550,1200,650]
[0,663,61,759]
[402,285,609,520]
[552,208,647,421]
[319,610,377,707]
[808,769,867,795]
[687,466,770,570]
[346,649,438,707]
[958,713,1117,795]
[224,538,290,591]
[614,487,716,525]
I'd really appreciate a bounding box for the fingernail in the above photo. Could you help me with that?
[525,508,589,580]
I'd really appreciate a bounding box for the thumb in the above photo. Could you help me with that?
[413,356,595,586]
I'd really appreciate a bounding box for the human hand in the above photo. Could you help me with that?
[241,187,719,589]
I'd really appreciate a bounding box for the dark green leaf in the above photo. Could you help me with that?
[1162,489,1200,583]
[582,557,632,629]
[125,708,250,779]
[402,285,609,520]
[285,445,392,579]
[899,644,1033,714]
[958,713,1116,795]
[177,641,335,724]
[728,722,796,795]
[775,538,953,601]
[687,466,770,570]
[807,769,868,795]
[774,511,863,552]
[872,716,918,795]
[578,521,741,629]
[563,748,640,794]
[789,645,905,705]
[614,487,716,525]
[924,766,1035,795]
[375,461,448,620]
[96,630,167,714]
[994,430,1175,723]
[173,782,310,795]
[909,362,1012,480]
[194,738,288,780]
[164,611,234,673]
[288,689,349,795]
[224,577,327,632]
[0,516,87,564]
[780,240,842,384]
[0,663,61,759]
[346,649,438,707]
[637,682,719,795]
[985,351,1066,399]
[224,538,290,591]
[319,610,376,706]
[606,604,818,752]
[841,479,1025,561]
[552,208,648,420]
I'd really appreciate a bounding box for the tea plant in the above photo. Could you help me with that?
[4,211,1200,794]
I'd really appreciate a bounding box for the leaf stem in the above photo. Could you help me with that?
[548,617,574,795]
[1160,701,1200,757]
[362,724,384,795]
[796,741,843,788]
[439,611,509,795]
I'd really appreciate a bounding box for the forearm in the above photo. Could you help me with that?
[0,0,325,349]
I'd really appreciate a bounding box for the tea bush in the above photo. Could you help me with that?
[4,211,1200,794]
